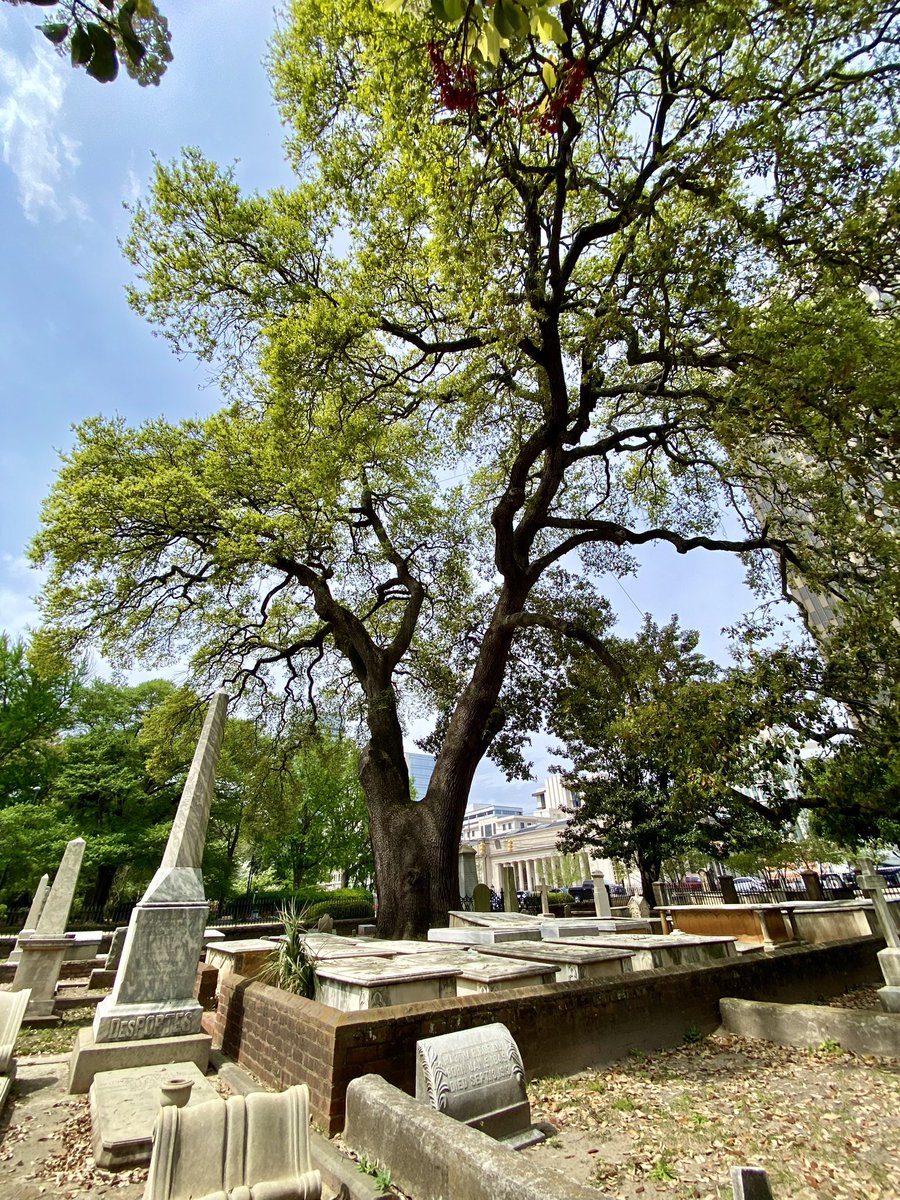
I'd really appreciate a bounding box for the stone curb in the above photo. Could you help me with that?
[344,1073,613,1200]
[719,996,900,1056]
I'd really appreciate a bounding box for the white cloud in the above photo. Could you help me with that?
[0,31,81,221]
[0,555,45,637]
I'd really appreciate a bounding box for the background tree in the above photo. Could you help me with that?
[33,0,900,934]
[0,631,79,806]
[5,0,171,84]
[44,678,182,908]
[251,731,373,892]
[552,618,819,899]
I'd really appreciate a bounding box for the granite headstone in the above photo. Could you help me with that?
[415,1022,545,1149]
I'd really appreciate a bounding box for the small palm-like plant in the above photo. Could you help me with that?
[260,900,318,998]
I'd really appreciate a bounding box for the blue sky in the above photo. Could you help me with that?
[0,4,791,809]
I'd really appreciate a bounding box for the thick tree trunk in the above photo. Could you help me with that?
[361,597,522,938]
[90,863,117,912]
[637,855,661,906]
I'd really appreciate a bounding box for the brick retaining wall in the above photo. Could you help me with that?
[206,935,882,1135]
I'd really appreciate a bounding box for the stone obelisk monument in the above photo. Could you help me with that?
[69,691,228,1092]
[11,839,86,1018]
[7,873,50,964]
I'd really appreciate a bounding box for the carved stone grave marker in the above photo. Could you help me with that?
[415,1022,546,1149]
[472,883,491,913]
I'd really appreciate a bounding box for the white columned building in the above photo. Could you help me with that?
[460,778,623,894]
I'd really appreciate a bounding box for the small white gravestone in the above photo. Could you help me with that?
[628,894,651,919]
[592,874,612,919]
[415,1022,546,1149]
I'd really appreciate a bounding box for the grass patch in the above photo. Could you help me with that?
[15,1006,94,1056]
[647,1158,677,1182]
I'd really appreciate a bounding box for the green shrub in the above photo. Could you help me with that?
[259,901,317,997]
[301,889,375,923]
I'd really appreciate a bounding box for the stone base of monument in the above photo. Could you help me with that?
[877,947,900,1012]
[87,968,117,989]
[69,1026,211,1094]
[12,935,72,1022]
[92,995,203,1042]
[89,1059,221,1168]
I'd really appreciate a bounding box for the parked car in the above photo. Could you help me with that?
[607,882,628,900]
[567,881,595,903]
[876,864,900,887]
[677,874,703,891]
[733,876,768,894]
[821,871,856,889]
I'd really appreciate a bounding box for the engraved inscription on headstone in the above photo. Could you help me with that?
[101,1011,191,1042]
[415,1022,546,1149]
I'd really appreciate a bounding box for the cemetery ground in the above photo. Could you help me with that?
[1,986,896,1200]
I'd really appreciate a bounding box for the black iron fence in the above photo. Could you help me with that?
[655,879,900,907]
[0,899,138,935]
[0,890,377,935]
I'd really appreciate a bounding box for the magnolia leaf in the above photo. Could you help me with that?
[70,23,93,66]
[118,1,147,65]
[84,23,119,82]
[531,7,567,44]
[431,0,465,22]
[542,60,558,90]
[41,22,70,45]
[494,0,529,40]
[476,22,501,66]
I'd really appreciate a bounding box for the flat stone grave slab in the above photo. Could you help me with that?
[453,956,558,995]
[599,917,654,933]
[63,931,104,961]
[314,954,462,1011]
[540,917,653,938]
[398,949,480,970]
[296,934,398,960]
[205,938,277,980]
[474,940,634,982]
[356,938,460,955]
[447,912,544,929]
[547,933,737,971]
[69,1024,212,1095]
[428,926,543,945]
[89,1059,222,1169]
[539,919,603,939]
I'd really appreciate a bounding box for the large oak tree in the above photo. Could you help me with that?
[33,0,900,934]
